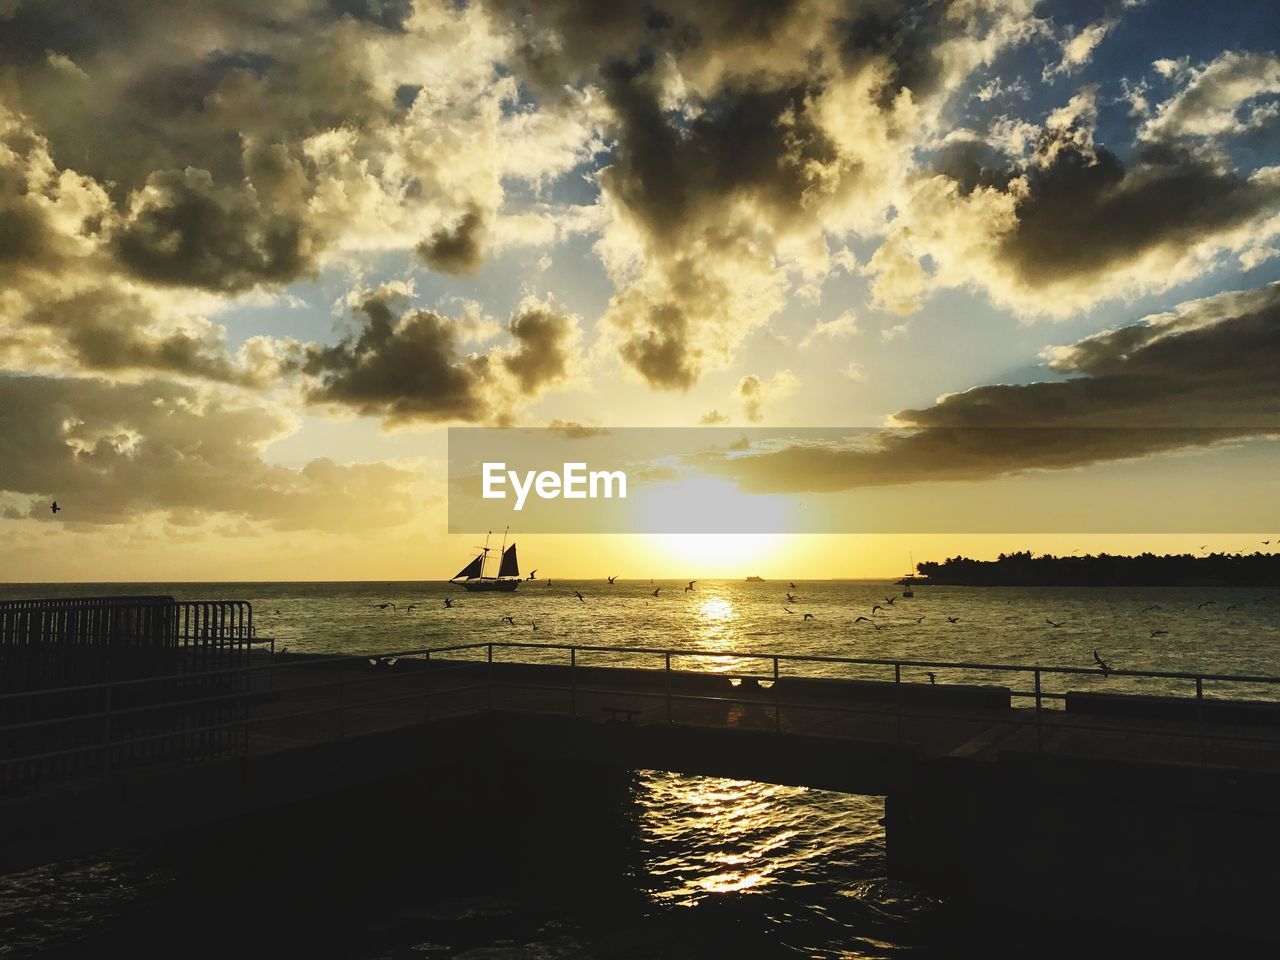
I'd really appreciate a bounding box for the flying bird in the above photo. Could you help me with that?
[404,604,416,613]
[1197,600,1217,609]
[527,569,538,581]
[652,587,661,597]
[1141,605,1161,613]
[915,616,925,624]
[1150,630,1168,638]
[946,616,960,624]
[883,596,897,604]
[872,604,885,614]
[501,616,516,626]
[789,582,797,589]
[374,602,397,611]
[803,613,815,620]
[1092,649,1111,675]
[1045,618,1064,628]
[530,621,538,631]
[574,591,585,603]
[685,580,697,592]
[926,672,937,685]
[786,593,798,603]
[50,501,61,514]
[783,607,795,614]
[443,597,454,608]
[607,576,616,584]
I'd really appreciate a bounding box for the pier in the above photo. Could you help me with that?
[6,630,1280,941]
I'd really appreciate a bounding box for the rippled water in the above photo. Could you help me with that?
[3,579,1277,957]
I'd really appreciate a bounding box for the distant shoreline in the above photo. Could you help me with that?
[916,551,1280,588]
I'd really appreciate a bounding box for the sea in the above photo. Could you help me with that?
[2,579,1277,958]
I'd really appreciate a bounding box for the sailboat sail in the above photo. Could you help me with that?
[498,543,519,578]
[453,554,484,581]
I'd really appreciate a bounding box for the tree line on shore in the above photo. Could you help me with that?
[916,551,1280,587]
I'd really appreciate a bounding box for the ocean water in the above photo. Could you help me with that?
[2,579,1277,957]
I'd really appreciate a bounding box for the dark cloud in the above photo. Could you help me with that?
[296,294,580,424]
[299,295,494,423]
[709,283,1280,492]
[416,206,486,276]
[0,374,417,531]
[113,168,315,293]
[503,303,579,392]
[1000,142,1280,288]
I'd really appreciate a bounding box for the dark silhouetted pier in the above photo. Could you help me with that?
[6,630,1280,941]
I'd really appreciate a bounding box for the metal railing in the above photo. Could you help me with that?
[4,640,1280,793]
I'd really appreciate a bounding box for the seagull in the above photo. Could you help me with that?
[685,580,696,592]
[926,672,937,685]
[946,616,960,624]
[803,613,814,620]
[1141,605,1161,613]
[872,604,885,614]
[652,587,661,597]
[789,582,797,589]
[1197,600,1216,609]
[915,616,925,624]
[278,645,288,655]
[374,602,397,611]
[443,597,454,608]
[783,607,795,614]
[607,576,617,584]
[1150,630,1169,638]
[1092,649,1111,675]
[853,616,880,630]
[1045,618,1065,628]
[883,596,897,604]
[574,591,585,603]
[1263,541,1272,546]
[501,616,516,626]
[527,569,538,581]
[786,593,798,603]
[530,620,538,631]
[404,604,416,613]
[50,501,61,514]
[1198,545,1208,551]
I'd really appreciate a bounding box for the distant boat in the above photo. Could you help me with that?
[452,529,521,593]
[745,576,765,582]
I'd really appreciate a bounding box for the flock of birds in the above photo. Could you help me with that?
[355,577,1277,681]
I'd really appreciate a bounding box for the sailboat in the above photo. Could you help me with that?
[451,530,521,592]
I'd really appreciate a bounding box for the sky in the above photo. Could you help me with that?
[0,0,1278,581]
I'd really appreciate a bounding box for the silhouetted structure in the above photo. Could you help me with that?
[917,551,1280,586]
[0,596,267,792]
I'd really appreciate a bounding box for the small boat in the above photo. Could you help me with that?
[452,529,521,592]
[745,576,765,582]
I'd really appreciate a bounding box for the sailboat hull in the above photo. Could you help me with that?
[459,579,521,592]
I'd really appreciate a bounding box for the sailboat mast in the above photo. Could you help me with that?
[482,530,492,579]
[498,526,509,580]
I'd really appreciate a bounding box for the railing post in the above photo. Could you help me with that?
[894,662,902,741]
[102,685,112,779]
[1034,668,1043,752]
[424,650,432,723]
[1196,676,1205,766]
[487,643,494,712]
[570,647,578,718]
[337,658,346,739]
[665,652,673,723]
[772,656,781,733]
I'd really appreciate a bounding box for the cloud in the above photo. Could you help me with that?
[1141,51,1280,143]
[734,369,798,423]
[800,310,860,348]
[1043,18,1116,81]
[416,205,487,276]
[0,374,418,532]
[707,282,1280,492]
[295,291,582,424]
